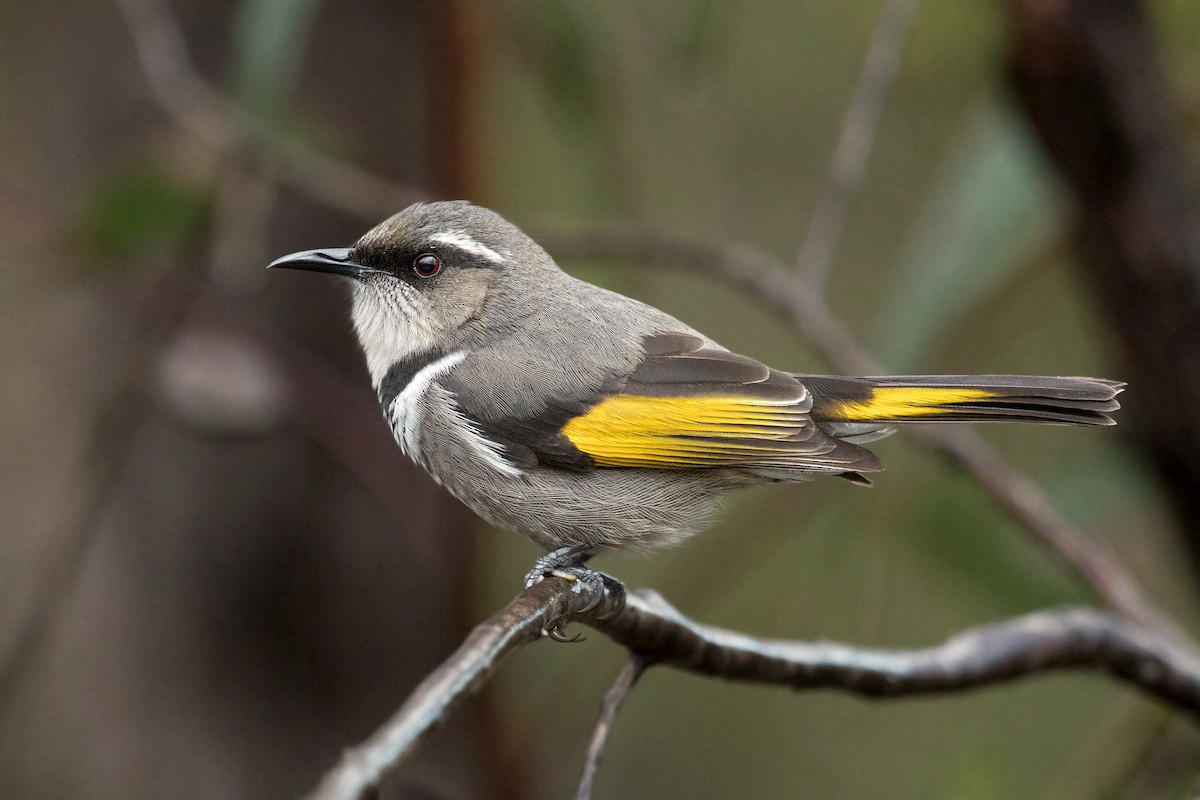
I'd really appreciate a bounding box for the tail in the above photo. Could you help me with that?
[802,374,1124,427]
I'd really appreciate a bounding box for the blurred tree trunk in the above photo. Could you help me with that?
[1005,0,1200,576]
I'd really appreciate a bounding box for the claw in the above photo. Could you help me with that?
[545,624,586,643]
[574,573,607,614]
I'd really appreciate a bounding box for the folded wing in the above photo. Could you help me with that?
[475,332,882,476]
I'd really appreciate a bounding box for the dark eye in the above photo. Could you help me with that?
[413,253,442,278]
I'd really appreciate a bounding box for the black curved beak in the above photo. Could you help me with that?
[267,248,377,279]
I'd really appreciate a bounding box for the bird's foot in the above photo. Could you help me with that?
[524,546,623,642]
[523,545,598,588]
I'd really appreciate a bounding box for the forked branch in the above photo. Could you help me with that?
[307,576,1200,800]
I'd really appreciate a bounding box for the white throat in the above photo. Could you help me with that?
[350,282,439,386]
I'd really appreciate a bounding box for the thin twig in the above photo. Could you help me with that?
[307,577,1200,800]
[576,656,648,800]
[796,0,921,288]
[114,0,237,146]
[115,0,426,219]
[538,224,1172,634]
[913,425,1173,635]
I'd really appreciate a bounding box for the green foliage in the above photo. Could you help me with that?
[77,167,209,266]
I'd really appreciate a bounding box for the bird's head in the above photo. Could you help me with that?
[269,201,552,384]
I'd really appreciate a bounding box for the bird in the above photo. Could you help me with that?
[269,201,1122,586]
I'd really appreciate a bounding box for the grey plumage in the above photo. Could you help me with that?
[269,201,1123,556]
[355,203,747,551]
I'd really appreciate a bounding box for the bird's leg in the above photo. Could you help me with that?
[523,544,598,588]
[524,545,623,641]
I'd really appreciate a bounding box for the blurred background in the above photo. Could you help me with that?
[2,0,1200,797]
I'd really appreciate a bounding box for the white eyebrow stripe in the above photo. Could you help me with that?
[429,232,508,264]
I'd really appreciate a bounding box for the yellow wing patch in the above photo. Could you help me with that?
[832,387,994,420]
[561,394,811,468]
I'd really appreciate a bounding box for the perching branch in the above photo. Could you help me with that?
[307,575,1200,800]
[602,592,1200,701]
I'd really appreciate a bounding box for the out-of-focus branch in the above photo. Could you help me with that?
[1005,1,1200,576]
[304,577,627,800]
[796,0,922,287]
[114,0,425,219]
[576,656,647,800]
[307,576,1200,800]
[539,225,1173,635]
